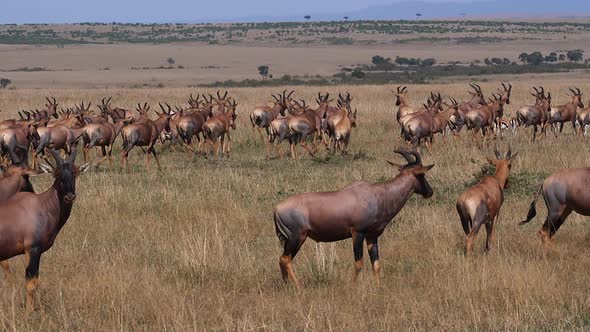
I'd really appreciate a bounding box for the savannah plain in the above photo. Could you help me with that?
[1,20,590,330]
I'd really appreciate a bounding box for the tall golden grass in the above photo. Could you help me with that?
[1,81,590,330]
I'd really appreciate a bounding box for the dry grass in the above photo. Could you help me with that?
[1,81,590,330]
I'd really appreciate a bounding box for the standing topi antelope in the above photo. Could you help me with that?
[249,90,291,142]
[456,146,517,255]
[121,103,172,171]
[202,99,238,158]
[546,87,584,136]
[273,149,434,287]
[521,167,590,252]
[0,148,90,312]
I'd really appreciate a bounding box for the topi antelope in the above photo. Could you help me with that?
[331,107,357,155]
[516,88,552,143]
[273,149,434,287]
[202,99,238,158]
[176,102,214,156]
[576,101,590,137]
[287,100,322,159]
[403,98,460,149]
[456,145,517,255]
[521,167,590,252]
[0,151,35,202]
[0,148,90,312]
[82,118,128,169]
[250,90,291,142]
[546,88,584,136]
[465,93,506,145]
[121,103,172,171]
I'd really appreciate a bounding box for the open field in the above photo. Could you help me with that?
[2,80,590,330]
[0,19,589,88]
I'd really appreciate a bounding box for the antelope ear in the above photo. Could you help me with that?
[39,163,54,174]
[413,164,435,175]
[79,163,92,174]
[386,160,404,170]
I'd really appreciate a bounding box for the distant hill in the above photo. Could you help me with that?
[220,0,590,23]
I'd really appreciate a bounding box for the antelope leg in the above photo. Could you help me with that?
[24,247,41,313]
[351,231,365,283]
[366,237,380,285]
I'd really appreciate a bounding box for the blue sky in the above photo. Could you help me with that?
[1,0,586,24]
[1,0,476,23]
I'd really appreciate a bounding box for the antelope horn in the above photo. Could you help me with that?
[217,90,221,99]
[7,150,20,166]
[287,90,294,99]
[506,145,512,159]
[272,94,280,102]
[223,91,228,99]
[576,87,582,95]
[569,87,577,95]
[393,149,415,164]
[407,150,422,165]
[49,149,64,167]
[494,144,501,159]
[402,86,407,92]
[397,86,401,93]
[68,146,78,164]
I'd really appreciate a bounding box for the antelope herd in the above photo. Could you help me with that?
[2,83,590,305]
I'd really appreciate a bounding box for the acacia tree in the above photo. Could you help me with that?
[304,15,311,21]
[258,65,270,80]
[567,49,584,62]
[518,52,529,64]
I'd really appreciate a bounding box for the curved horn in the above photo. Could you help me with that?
[287,90,295,99]
[506,145,512,159]
[49,149,64,166]
[393,149,415,164]
[494,144,501,159]
[68,146,78,164]
[7,150,20,166]
[223,91,228,99]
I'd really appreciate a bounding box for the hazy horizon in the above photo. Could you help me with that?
[1,0,589,24]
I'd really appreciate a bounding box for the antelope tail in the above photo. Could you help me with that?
[520,185,543,225]
[273,209,291,247]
